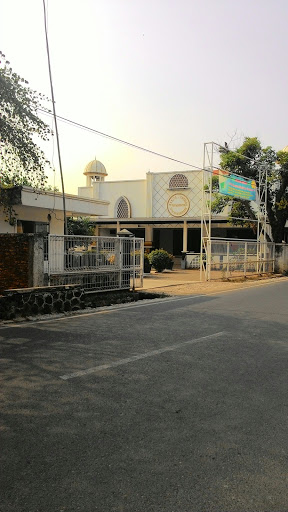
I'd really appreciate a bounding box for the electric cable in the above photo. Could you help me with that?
[39,108,205,171]
[39,109,261,185]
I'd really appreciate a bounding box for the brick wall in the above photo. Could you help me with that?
[0,234,44,294]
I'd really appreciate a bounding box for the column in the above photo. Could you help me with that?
[145,225,153,251]
[183,220,188,253]
[146,172,153,217]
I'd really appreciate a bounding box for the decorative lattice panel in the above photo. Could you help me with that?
[117,198,129,218]
[152,171,203,218]
[169,173,188,188]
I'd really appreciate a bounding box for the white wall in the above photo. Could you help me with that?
[77,169,234,222]
[151,171,203,218]
[98,180,147,218]
[94,171,205,220]
[0,186,110,235]
[0,205,65,234]
[77,187,94,199]
[21,187,109,217]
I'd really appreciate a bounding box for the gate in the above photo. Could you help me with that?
[47,235,144,291]
[202,238,275,280]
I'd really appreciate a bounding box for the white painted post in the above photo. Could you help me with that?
[183,220,188,253]
[132,236,136,291]
[226,242,230,278]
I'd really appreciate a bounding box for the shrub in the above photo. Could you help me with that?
[148,249,172,272]
[166,253,174,270]
[144,253,152,273]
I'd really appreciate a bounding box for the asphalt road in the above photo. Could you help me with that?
[1,280,288,512]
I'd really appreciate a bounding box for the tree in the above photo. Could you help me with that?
[67,217,94,236]
[211,137,288,243]
[0,51,51,189]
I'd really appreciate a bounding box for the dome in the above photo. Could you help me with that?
[84,159,107,176]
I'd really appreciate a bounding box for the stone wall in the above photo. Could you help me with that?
[275,244,288,274]
[0,286,162,321]
[0,234,44,294]
[0,285,85,320]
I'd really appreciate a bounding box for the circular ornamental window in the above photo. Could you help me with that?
[167,194,190,217]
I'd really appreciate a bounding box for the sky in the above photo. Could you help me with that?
[1,0,288,194]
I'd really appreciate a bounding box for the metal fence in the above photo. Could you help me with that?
[185,253,201,269]
[202,239,275,280]
[47,235,144,291]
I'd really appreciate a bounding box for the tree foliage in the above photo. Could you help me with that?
[0,51,51,188]
[67,217,94,236]
[211,137,288,243]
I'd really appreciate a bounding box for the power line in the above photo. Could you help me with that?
[38,108,207,171]
[39,109,259,184]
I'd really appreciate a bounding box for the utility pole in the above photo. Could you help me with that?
[42,0,67,234]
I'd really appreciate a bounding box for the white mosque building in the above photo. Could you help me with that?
[78,158,256,256]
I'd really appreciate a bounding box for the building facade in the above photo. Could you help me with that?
[0,185,109,235]
[78,159,255,255]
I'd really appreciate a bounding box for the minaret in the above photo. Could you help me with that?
[83,158,108,187]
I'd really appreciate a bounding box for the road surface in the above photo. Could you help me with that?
[1,280,288,511]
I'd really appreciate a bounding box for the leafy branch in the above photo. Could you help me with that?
[0,51,52,222]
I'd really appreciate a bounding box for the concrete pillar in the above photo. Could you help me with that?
[183,220,188,252]
[29,234,44,287]
[146,172,153,217]
[145,225,153,251]
[92,181,100,199]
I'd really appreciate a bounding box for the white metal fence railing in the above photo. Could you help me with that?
[47,235,144,291]
[202,239,275,280]
[185,253,201,269]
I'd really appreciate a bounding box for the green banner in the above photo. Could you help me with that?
[219,173,256,201]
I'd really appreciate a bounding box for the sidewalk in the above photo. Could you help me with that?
[142,269,200,290]
[140,269,286,296]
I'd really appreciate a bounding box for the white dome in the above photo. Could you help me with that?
[84,159,107,176]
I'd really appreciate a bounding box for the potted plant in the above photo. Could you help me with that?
[148,249,171,272]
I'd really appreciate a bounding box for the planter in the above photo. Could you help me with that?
[144,260,152,273]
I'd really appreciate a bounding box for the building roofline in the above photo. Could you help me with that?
[92,216,229,224]
[21,186,109,206]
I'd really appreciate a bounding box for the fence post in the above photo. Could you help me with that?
[207,239,211,281]
[244,242,247,277]
[48,234,51,286]
[119,238,123,289]
[132,236,136,291]
[226,242,230,278]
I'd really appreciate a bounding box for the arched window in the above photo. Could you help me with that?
[115,197,131,218]
[169,173,188,189]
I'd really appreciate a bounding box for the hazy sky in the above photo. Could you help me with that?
[1,0,288,193]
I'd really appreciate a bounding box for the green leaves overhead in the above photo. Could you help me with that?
[0,51,51,189]
[212,137,288,242]
[67,217,94,236]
